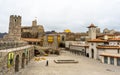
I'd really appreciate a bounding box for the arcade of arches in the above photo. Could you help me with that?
[15,55,19,72]
[0,45,55,75]
[14,49,34,74]
[0,46,35,75]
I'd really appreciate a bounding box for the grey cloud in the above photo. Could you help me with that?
[0,0,120,33]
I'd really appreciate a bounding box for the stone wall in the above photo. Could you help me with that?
[43,35,59,49]
[0,45,34,75]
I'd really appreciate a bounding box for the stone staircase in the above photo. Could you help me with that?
[34,46,48,56]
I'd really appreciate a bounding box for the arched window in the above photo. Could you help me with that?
[62,36,64,41]
[91,49,94,58]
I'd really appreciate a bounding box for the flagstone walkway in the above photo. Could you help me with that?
[15,50,120,75]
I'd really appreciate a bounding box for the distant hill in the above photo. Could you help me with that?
[0,32,7,38]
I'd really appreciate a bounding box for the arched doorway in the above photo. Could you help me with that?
[15,55,19,72]
[59,43,65,48]
[21,53,25,68]
[34,50,40,56]
[26,51,29,65]
[91,49,94,58]
[29,51,31,61]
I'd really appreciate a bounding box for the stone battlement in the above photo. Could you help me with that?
[10,15,21,19]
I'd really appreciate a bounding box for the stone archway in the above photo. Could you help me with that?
[15,55,19,72]
[91,49,94,58]
[29,51,31,61]
[34,50,40,56]
[21,53,25,68]
[26,51,29,65]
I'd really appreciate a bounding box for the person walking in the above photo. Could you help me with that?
[46,60,48,66]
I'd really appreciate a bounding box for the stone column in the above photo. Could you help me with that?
[89,49,92,58]
[114,58,117,66]
[36,42,37,45]
[101,56,104,63]
[32,42,34,45]
[108,57,110,64]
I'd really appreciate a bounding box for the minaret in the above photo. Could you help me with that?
[87,23,97,40]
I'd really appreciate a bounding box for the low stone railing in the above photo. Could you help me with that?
[54,60,79,63]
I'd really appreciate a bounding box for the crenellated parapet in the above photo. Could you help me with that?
[4,15,22,41]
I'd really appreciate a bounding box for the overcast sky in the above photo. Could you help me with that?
[0,0,120,33]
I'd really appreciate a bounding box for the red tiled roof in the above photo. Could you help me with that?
[108,38,120,41]
[97,34,115,37]
[97,46,120,49]
[88,39,107,42]
[100,53,120,58]
[87,23,97,28]
[21,38,41,42]
[70,45,89,48]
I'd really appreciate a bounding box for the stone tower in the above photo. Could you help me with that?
[88,23,97,40]
[8,15,21,40]
[32,19,37,26]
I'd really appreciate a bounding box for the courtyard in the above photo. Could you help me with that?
[16,50,120,75]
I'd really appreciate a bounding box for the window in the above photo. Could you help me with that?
[117,58,120,66]
[104,56,108,64]
[91,43,94,46]
[110,42,113,45]
[118,42,119,45]
[118,49,120,54]
[110,57,114,65]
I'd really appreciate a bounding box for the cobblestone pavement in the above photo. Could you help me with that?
[16,50,120,75]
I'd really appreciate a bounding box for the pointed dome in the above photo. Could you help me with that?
[87,23,97,28]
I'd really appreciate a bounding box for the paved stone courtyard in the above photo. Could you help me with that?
[16,50,120,75]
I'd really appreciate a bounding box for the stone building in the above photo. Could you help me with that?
[21,20,45,46]
[65,33,75,41]
[57,33,66,47]
[69,43,89,56]
[0,15,55,75]
[0,45,34,75]
[103,28,116,34]
[78,33,89,41]
[4,15,21,41]
[74,33,81,41]
[43,34,60,49]
[88,38,120,66]
[87,24,120,66]
[96,28,100,33]
[21,20,44,38]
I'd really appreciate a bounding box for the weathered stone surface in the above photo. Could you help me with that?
[4,15,21,41]
[0,45,34,75]
[21,20,44,38]
[16,50,120,75]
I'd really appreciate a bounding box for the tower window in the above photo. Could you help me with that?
[15,19,16,22]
